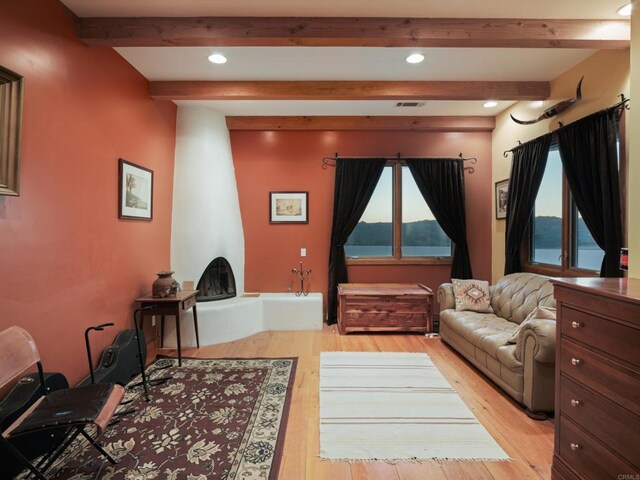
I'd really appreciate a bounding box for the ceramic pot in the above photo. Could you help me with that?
[153,271,176,298]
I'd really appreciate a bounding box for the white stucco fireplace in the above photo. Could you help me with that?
[165,106,322,348]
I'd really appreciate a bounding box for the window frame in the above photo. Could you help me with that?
[522,119,627,277]
[346,160,453,266]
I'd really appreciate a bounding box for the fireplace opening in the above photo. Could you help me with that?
[196,257,236,302]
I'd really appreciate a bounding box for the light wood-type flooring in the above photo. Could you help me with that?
[164,325,554,480]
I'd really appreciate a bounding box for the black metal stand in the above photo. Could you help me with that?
[84,323,137,425]
[132,308,152,401]
[84,323,114,385]
[131,307,171,402]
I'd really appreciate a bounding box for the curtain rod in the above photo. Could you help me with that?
[503,94,630,158]
[321,152,477,173]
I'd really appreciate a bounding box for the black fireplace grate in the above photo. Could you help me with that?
[196,257,236,302]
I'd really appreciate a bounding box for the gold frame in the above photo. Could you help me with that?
[0,66,24,197]
[0,65,24,196]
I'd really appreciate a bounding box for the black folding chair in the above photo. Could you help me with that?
[0,326,125,479]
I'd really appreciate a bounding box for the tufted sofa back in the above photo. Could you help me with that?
[490,273,555,324]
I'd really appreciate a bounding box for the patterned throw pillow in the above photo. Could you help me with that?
[451,279,494,313]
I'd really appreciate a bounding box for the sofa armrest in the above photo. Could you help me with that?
[516,319,556,363]
[519,318,556,414]
[437,283,456,312]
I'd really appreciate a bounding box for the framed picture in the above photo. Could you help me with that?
[119,158,153,220]
[270,191,308,224]
[0,65,24,196]
[495,179,509,220]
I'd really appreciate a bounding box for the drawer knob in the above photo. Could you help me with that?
[571,321,582,329]
[570,443,581,451]
[570,399,582,407]
[571,358,582,366]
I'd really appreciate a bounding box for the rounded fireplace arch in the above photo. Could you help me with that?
[196,257,237,302]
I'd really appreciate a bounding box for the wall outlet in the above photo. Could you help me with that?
[151,316,156,327]
[301,248,307,257]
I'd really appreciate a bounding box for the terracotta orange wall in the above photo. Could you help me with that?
[0,1,177,384]
[231,130,493,313]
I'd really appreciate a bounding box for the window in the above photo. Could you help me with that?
[525,142,618,275]
[344,166,394,258]
[344,161,452,263]
[530,147,563,266]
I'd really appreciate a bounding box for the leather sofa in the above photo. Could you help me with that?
[438,272,556,419]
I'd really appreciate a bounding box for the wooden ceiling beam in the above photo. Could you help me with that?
[226,116,496,131]
[76,17,629,49]
[149,80,549,101]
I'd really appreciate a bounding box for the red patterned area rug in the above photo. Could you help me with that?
[43,357,297,480]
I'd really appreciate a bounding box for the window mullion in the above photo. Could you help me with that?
[393,162,402,260]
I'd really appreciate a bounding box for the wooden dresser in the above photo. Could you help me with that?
[337,283,433,335]
[550,278,640,480]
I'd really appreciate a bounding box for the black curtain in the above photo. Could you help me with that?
[505,133,553,274]
[557,108,623,277]
[406,158,473,279]
[327,158,387,324]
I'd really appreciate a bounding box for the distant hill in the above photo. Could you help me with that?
[346,219,450,246]
[345,216,599,249]
[533,216,598,249]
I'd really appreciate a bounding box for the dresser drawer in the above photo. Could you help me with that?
[560,376,640,467]
[343,311,426,327]
[560,339,640,417]
[182,294,197,310]
[558,417,638,480]
[561,306,640,366]
[344,296,428,312]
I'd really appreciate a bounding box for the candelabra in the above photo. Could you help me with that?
[291,262,312,296]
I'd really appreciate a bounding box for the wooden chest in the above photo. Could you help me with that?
[337,283,433,334]
[550,278,640,480]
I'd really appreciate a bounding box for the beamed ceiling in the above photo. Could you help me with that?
[61,0,630,126]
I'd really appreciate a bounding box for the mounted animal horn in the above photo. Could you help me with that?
[511,76,583,126]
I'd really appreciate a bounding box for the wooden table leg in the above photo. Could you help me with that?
[192,305,200,348]
[160,316,165,348]
[175,314,182,367]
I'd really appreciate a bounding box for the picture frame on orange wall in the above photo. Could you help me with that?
[269,191,308,224]
[119,158,153,220]
[495,179,509,220]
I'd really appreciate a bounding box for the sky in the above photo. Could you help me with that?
[360,165,438,223]
[535,147,563,217]
[359,145,572,225]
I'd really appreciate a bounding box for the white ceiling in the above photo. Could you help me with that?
[116,47,596,82]
[61,0,627,117]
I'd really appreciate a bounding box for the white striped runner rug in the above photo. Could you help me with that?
[319,351,510,462]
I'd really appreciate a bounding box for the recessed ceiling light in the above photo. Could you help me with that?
[617,3,632,16]
[483,101,498,108]
[208,53,227,64]
[406,53,425,64]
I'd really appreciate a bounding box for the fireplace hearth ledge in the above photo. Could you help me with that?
[161,292,323,348]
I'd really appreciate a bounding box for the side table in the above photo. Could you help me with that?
[136,290,200,366]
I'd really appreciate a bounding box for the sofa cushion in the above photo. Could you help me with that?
[452,279,494,313]
[490,273,555,325]
[440,309,518,359]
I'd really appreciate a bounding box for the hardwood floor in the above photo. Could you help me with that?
[164,325,554,480]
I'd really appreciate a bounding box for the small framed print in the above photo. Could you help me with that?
[269,191,308,224]
[495,179,509,220]
[119,158,153,220]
